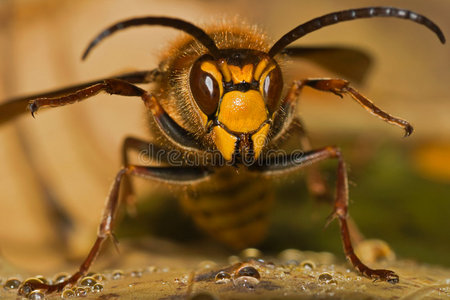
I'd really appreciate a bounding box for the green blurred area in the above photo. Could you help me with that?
[118,136,450,268]
[266,138,450,267]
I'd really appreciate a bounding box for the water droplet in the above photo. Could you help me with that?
[236,266,261,280]
[233,266,260,289]
[61,288,75,298]
[35,276,48,285]
[54,273,69,284]
[92,273,106,282]
[198,260,217,269]
[28,290,45,300]
[75,287,87,297]
[145,266,157,273]
[233,276,259,289]
[214,271,231,284]
[278,249,304,262]
[79,276,97,287]
[112,270,124,280]
[4,277,21,290]
[240,248,262,259]
[130,270,143,278]
[265,261,275,269]
[92,283,103,293]
[228,255,240,265]
[318,272,334,284]
[285,259,299,266]
[18,278,44,296]
[301,260,315,270]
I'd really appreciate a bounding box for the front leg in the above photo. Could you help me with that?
[303,78,413,136]
[272,78,413,140]
[19,164,212,294]
[0,70,160,125]
[251,147,399,283]
[28,78,204,151]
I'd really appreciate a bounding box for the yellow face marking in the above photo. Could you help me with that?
[253,58,269,81]
[228,64,254,84]
[200,61,224,96]
[218,90,267,132]
[212,126,237,161]
[217,59,232,82]
[200,61,219,76]
[251,123,270,159]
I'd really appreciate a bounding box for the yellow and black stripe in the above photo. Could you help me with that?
[180,167,274,249]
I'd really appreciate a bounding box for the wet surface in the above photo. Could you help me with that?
[1,247,450,299]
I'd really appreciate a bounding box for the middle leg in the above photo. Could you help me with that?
[291,118,330,201]
[120,136,174,214]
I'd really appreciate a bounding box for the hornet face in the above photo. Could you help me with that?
[189,49,283,163]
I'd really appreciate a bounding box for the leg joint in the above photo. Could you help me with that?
[324,145,342,159]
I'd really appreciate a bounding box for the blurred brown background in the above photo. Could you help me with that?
[0,0,449,278]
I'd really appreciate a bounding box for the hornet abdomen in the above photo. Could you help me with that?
[181,167,274,249]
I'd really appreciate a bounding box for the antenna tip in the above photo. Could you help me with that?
[81,46,92,61]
